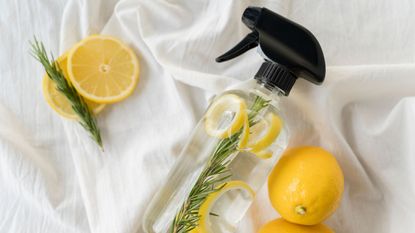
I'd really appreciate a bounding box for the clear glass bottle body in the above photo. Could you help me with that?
[143,81,289,233]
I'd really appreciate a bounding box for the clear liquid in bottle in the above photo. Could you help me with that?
[143,84,288,233]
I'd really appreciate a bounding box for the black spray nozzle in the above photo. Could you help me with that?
[241,6,261,30]
[216,7,326,95]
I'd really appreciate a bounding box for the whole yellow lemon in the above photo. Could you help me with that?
[268,146,344,225]
[258,218,334,233]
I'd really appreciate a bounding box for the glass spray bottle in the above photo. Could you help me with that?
[143,6,326,233]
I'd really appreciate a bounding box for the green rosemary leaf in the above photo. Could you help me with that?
[209,212,220,217]
[30,38,103,149]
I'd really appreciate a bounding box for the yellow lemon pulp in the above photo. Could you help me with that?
[42,54,105,119]
[204,94,247,138]
[238,112,283,159]
[268,146,344,225]
[258,218,334,233]
[193,181,255,233]
[67,35,140,103]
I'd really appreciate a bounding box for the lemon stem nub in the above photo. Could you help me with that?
[295,205,307,215]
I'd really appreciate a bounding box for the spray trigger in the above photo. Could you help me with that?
[216,32,259,63]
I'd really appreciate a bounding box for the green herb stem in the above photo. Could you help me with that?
[30,38,103,148]
[170,96,269,233]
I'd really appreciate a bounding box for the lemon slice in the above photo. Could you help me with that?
[42,54,105,119]
[204,94,247,138]
[67,35,140,103]
[195,181,255,233]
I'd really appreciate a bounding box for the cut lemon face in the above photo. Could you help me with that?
[194,181,255,233]
[67,35,140,103]
[204,94,247,138]
[42,54,105,119]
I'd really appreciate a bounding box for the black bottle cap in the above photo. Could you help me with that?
[255,61,296,96]
[216,7,326,96]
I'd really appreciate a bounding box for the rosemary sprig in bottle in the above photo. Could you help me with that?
[30,39,103,148]
[171,96,270,233]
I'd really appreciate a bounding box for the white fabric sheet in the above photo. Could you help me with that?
[1,0,415,232]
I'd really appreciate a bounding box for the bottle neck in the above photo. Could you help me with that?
[254,61,297,96]
[252,80,284,105]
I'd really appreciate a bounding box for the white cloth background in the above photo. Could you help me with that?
[1,0,415,232]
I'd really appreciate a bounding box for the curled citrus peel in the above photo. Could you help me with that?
[204,94,247,139]
[191,181,255,233]
[204,94,283,159]
[238,112,283,159]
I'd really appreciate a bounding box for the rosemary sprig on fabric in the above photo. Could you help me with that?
[170,96,270,233]
[30,38,103,148]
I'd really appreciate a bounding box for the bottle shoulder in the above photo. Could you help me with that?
[213,88,283,115]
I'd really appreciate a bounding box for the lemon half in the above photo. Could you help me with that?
[67,35,140,103]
